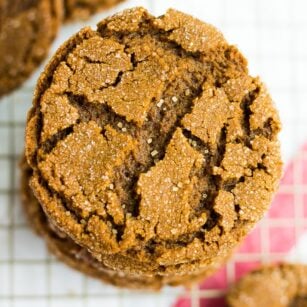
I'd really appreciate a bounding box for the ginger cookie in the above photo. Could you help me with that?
[25,7,282,280]
[0,0,63,97]
[64,0,125,21]
[227,264,307,307]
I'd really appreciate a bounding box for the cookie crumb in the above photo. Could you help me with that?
[172,96,178,102]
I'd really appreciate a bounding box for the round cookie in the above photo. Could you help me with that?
[21,158,231,289]
[227,264,307,307]
[64,0,125,21]
[0,0,62,97]
[25,7,282,279]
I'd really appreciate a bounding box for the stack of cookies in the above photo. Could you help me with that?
[21,7,282,289]
[0,0,125,97]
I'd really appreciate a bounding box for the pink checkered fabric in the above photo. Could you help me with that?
[174,144,307,307]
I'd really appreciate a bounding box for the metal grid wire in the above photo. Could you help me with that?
[1,0,307,306]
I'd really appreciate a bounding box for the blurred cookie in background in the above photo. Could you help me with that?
[0,0,63,97]
[63,0,125,21]
[227,263,307,307]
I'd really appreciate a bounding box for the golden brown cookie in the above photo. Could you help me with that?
[64,0,125,21]
[0,0,63,97]
[227,263,307,307]
[25,7,282,280]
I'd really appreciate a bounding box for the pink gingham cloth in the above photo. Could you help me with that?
[174,143,307,307]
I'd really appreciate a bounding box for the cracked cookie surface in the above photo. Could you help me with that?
[25,7,282,278]
[21,157,231,289]
[0,0,62,97]
[227,264,307,307]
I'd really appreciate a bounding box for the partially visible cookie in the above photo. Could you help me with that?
[227,263,307,307]
[63,0,125,21]
[0,0,62,97]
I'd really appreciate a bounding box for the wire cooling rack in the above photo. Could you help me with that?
[1,0,307,306]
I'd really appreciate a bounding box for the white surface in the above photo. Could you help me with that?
[0,0,307,306]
